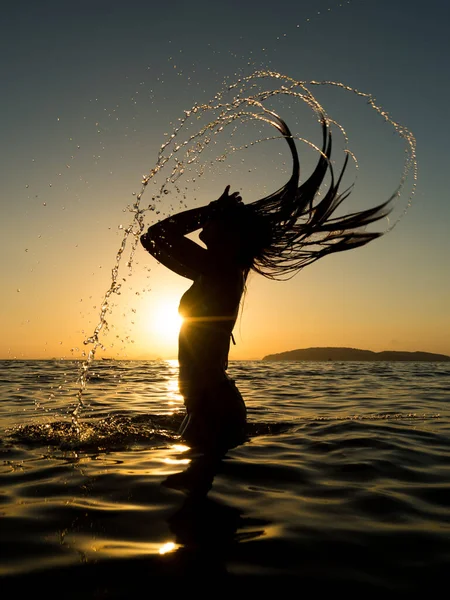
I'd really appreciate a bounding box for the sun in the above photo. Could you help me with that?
[150,299,183,344]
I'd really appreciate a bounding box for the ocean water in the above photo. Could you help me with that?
[1,359,449,592]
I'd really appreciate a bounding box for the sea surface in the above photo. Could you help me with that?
[1,359,449,592]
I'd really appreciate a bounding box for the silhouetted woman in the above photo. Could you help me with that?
[141,109,392,452]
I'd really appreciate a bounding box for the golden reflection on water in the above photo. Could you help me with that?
[162,443,191,466]
[166,376,181,405]
[80,539,180,558]
[144,444,192,477]
[158,541,177,555]
[165,359,183,408]
[163,457,190,466]
[172,443,189,452]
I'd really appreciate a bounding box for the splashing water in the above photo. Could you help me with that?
[71,70,417,433]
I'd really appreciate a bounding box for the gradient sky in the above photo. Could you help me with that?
[2,0,449,360]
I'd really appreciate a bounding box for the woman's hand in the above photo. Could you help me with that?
[215,185,242,204]
[208,185,243,218]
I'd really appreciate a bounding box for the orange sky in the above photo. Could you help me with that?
[5,212,449,360]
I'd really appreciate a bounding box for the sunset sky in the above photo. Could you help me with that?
[2,0,449,360]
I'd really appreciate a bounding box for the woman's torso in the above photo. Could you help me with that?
[178,269,245,395]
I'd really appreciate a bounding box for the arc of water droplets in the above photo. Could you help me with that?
[71,70,417,433]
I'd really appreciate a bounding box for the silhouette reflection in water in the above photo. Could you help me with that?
[162,446,267,576]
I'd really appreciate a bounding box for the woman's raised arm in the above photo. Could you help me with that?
[140,186,241,280]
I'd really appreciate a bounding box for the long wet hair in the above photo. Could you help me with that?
[239,109,394,280]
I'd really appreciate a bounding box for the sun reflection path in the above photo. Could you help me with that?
[79,539,181,558]
[158,541,177,555]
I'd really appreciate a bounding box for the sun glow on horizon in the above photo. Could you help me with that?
[149,298,183,346]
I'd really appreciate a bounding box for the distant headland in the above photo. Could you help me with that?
[263,347,450,362]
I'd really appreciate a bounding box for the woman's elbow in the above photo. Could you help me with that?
[141,231,162,254]
[140,231,153,252]
[141,229,170,258]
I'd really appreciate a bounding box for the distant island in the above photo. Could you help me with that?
[263,347,450,362]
